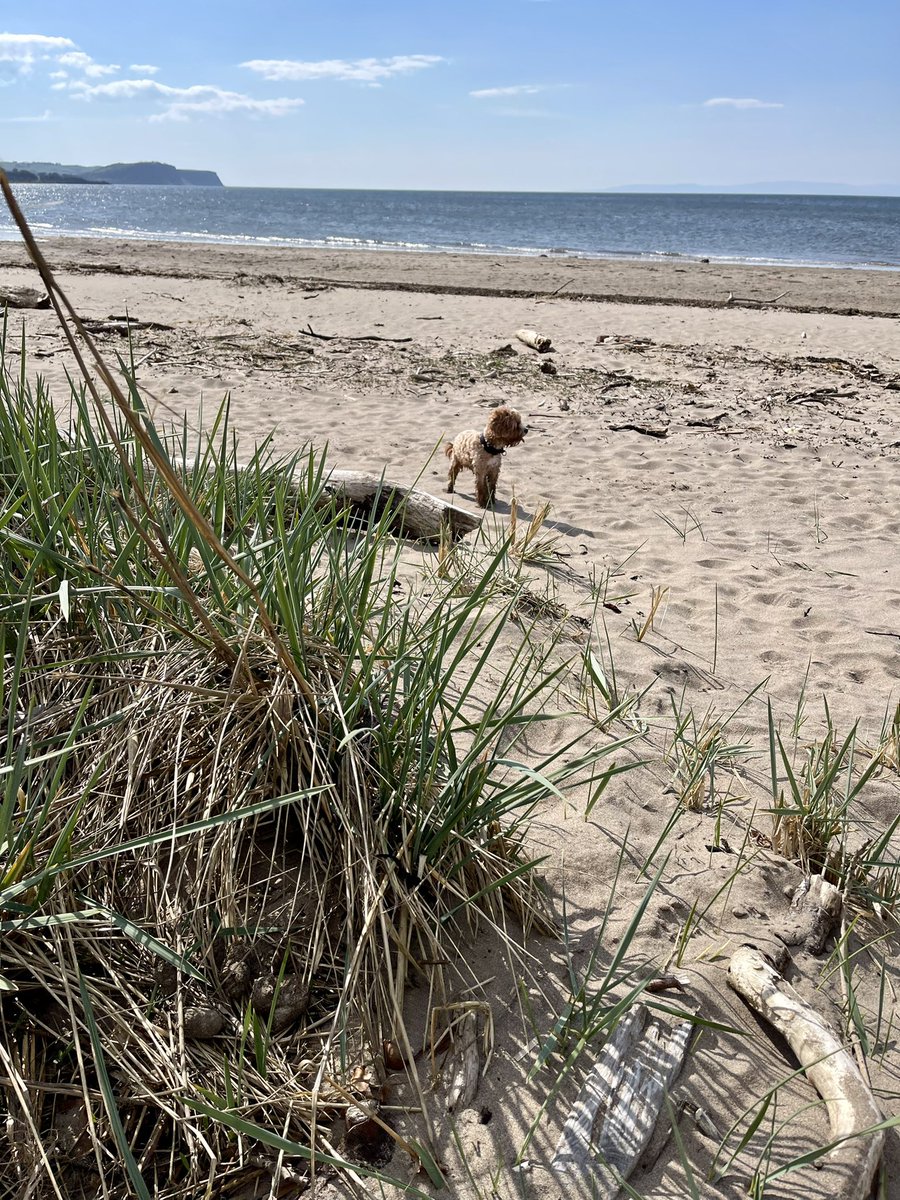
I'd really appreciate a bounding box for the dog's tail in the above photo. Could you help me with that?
[443,441,454,459]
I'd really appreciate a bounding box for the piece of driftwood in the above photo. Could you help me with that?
[685,412,727,427]
[777,873,842,954]
[728,945,884,1198]
[645,974,689,995]
[445,1011,481,1112]
[725,290,788,307]
[515,328,553,353]
[298,324,412,344]
[0,285,50,309]
[552,1007,646,1171]
[82,317,173,335]
[551,1005,693,1194]
[609,423,669,439]
[324,469,480,540]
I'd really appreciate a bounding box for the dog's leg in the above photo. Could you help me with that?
[446,459,461,494]
[479,460,501,508]
[475,474,492,508]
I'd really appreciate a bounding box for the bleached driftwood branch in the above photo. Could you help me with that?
[725,290,788,307]
[551,1004,693,1196]
[728,945,884,1199]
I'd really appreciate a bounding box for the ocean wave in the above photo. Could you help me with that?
[1,218,897,270]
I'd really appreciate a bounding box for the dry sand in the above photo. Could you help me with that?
[4,238,900,1197]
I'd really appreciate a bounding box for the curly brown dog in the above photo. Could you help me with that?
[444,405,528,508]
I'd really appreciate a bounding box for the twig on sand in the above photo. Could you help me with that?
[609,422,669,439]
[787,386,857,405]
[297,323,412,344]
[536,277,577,303]
[865,629,900,641]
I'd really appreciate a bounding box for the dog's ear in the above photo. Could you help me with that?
[487,406,525,446]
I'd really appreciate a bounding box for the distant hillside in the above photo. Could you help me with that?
[2,160,223,187]
[5,169,99,185]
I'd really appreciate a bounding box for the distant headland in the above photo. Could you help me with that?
[1,161,223,187]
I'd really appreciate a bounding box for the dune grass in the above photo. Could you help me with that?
[0,305,635,1197]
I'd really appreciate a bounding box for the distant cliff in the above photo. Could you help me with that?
[2,160,223,186]
[5,169,98,185]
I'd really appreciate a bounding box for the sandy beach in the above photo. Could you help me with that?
[4,237,900,1197]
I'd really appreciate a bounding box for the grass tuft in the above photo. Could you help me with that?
[0,296,626,1192]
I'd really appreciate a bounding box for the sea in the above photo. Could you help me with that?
[3,184,899,270]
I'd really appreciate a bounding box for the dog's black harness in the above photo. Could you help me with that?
[480,434,504,455]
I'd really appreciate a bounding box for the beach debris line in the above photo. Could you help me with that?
[515,327,554,353]
[728,946,885,1199]
[550,1003,693,1194]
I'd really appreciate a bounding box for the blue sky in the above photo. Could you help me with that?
[1,1,898,190]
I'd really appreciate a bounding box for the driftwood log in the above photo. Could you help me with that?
[515,328,553,353]
[728,945,883,1198]
[551,1004,693,1194]
[324,470,480,540]
[0,285,49,309]
[778,873,843,954]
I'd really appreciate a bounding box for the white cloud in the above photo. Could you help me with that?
[58,50,120,77]
[703,97,783,109]
[0,108,53,122]
[69,77,304,121]
[130,63,160,74]
[0,32,76,76]
[241,54,444,83]
[0,32,75,56]
[494,107,557,119]
[470,84,548,99]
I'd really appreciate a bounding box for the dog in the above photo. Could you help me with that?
[444,405,528,508]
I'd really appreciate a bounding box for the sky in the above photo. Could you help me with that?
[1,1,898,191]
